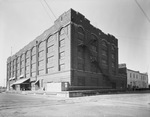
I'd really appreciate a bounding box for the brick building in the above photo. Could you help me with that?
[119,64,149,89]
[7,9,126,91]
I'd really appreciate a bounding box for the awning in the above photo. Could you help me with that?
[12,77,15,80]
[35,80,39,84]
[9,77,16,81]
[9,78,12,81]
[19,74,24,78]
[12,78,30,85]
[10,84,14,87]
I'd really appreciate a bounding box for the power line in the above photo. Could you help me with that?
[39,0,53,22]
[134,0,150,23]
[41,0,70,42]
[43,0,57,20]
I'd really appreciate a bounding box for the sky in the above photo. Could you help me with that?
[0,0,150,87]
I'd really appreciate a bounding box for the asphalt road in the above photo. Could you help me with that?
[0,92,150,117]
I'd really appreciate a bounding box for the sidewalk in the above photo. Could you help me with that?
[6,89,150,99]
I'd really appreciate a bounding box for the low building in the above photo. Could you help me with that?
[6,9,126,92]
[119,64,149,89]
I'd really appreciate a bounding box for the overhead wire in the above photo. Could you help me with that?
[43,0,57,20]
[134,0,150,23]
[41,0,70,41]
[39,0,53,22]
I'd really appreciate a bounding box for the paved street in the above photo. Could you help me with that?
[0,92,150,117]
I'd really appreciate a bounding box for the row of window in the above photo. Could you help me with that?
[7,27,68,78]
[129,73,147,80]
[59,28,66,71]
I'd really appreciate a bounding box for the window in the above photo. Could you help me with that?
[78,27,84,41]
[102,59,108,66]
[20,61,24,67]
[90,35,97,52]
[47,45,54,53]
[78,59,84,70]
[38,51,44,58]
[102,41,107,47]
[26,73,30,78]
[47,56,54,64]
[26,51,30,58]
[26,58,29,64]
[38,42,44,51]
[59,39,65,47]
[102,50,107,56]
[112,54,115,59]
[78,46,84,59]
[25,66,29,72]
[130,73,132,78]
[47,36,54,44]
[47,67,54,73]
[59,51,65,59]
[60,28,65,35]
[38,60,44,68]
[90,41,97,52]
[47,56,54,68]
[17,69,20,76]
[133,74,135,78]
[31,47,36,55]
[102,40,108,68]
[20,68,24,75]
[31,55,36,63]
[38,70,44,75]
[112,62,115,68]
[59,64,65,71]
[91,63,97,72]
[31,72,36,77]
[112,45,115,51]
[31,63,36,70]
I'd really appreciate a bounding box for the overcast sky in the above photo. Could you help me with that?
[0,0,150,86]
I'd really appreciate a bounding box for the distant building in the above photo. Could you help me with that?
[119,64,149,89]
[6,9,126,92]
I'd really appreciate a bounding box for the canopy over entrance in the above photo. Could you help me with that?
[12,78,30,85]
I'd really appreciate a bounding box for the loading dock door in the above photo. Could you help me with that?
[46,82,62,92]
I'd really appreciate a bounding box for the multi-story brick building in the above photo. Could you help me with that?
[119,64,149,89]
[7,9,126,91]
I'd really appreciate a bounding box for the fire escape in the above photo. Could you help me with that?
[78,37,111,82]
